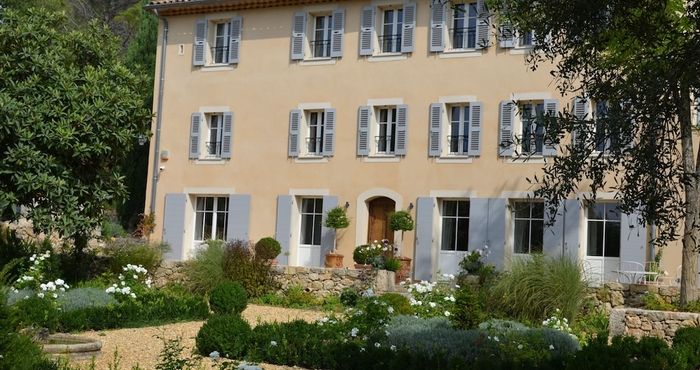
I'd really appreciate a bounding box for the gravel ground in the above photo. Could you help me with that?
[70,304,324,370]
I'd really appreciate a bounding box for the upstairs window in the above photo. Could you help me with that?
[381,8,404,53]
[193,17,242,66]
[288,108,336,157]
[359,3,416,56]
[291,9,345,60]
[572,98,632,154]
[190,112,233,160]
[357,104,408,157]
[428,102,483,158]
[498,99,558,157]
[430,0,489,53]
[451,3,478,49]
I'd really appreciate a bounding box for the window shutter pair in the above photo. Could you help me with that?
[428,102,483,156]
[190,112,234,159]
[288,109,336,157]
[193,19,242,65]
[431,0,489,51]
[498,100,558,156]
[357,105,409,156]
[292,10,345,60]
[359,3,416,55]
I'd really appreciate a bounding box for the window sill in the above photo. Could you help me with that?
[195,158,227,164]
[509,46,535,55]
[298,58,336,66]
[438,49,483,59]
[367,53,408,62]
[201,64,236,72]
[506,156,549,164]
[363,156,401,163]
[294,156,329,163]
[435,156,474,164]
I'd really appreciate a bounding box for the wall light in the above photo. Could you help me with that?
[408,202,414,210]
[345,201,350,208]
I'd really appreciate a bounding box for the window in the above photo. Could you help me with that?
[288,108,336,157]
[498,22,538,49]
[429,0,488,53]
[498,99,558,157]
[359,3,416,56]
[441,200,470,251]
[291,10,345,60]
[572,98,630,153]
[190,112,233,160]
[194,196,229,242]
[193,17,242,66]
[451,3,478,49]
[512,201,544,254]
[300,198,323,246]
[429,102,482,157]
[357,105,408,157]
[586,202,621,257]
[519,30,535,47]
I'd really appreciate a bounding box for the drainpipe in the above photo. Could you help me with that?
[149,9,168,214]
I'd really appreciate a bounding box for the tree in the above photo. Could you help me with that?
[487,0,700,305]
[0,8,151,255]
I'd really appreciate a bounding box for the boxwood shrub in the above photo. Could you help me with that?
[196,314,252,359]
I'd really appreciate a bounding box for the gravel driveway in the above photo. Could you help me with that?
[71,304,324,370]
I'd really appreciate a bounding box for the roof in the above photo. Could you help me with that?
[145,0,348,16]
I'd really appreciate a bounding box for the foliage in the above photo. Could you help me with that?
[196,314,252,359]
[209,281,247,316]
[490,254,588,324]
[0,225,34,281]
[183,239,226,294]
[673,326,700,370]
[154,335,202,370]
[101,220,128,240]
[682,300,700,312]
[222,239,278,298]
[376,293,413,316]
[12,250,68,305]
[458,248,492,275]
[642,292,676,311]
[571,307,609,345]
[403,276,456,319]
[353,241,391,265]
[450,282,484,330]
[323,206,350,230]
[388,211,414,232]
[254,237,281,260]
[105,263,152,301]
[56,287,117,312]
[340,287,360,307]
[11,296,61,332]
[0,8,152,252]
[567,335,681,370]
[281,285,317,308]
[383,257,403,272]
[103,237,164,275]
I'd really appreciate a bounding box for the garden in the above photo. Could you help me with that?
[3,222,700,370]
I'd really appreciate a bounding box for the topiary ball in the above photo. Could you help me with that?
[209,281,247,316]
[377,293,414,315]
[196,314,252,359]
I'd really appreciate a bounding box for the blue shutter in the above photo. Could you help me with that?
[323,108,336,156]
[542,99,559,156]
[291,12,306,60]
[428,103,442,156]
[619,208,647,266]
[468,102,483,156]
[414,197,435,281]
[469,199,488,253]
[221,112,233,159]
[573,98,590,148]
[470,198,506,269]
[229,17,242,64]
[275,195,293,265]
[543,200,563,256]
[357,106,371,155]
[359,6,375,55]
[475,0,490,48]
[563,199,581,260]
[330,9,345,58]
[288,109,301,157]
[189,113,201,159]
[226,194,250,242]
[163,193,186,261]
[401,2,416,53]
[320,196,339,266]
[499,22,515,48]
[395,104,408,155]
[499,101,515,156]
[193,19,207,65]
[429,1,445,52]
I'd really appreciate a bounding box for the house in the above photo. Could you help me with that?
[142,0,677,283]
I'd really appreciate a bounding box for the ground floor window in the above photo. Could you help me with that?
[513,201,544,254]
[194,196,229,241]
[300,198,323,246]
[441,200,470,251]
[587,202,621,257]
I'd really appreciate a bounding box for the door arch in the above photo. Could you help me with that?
[367,197,395,244]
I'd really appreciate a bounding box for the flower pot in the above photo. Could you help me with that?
[268,259,279,266]
[325,253,344,268]
[354,263,372,271]
[395,257,412,284]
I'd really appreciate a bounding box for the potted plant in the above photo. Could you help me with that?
[389,210,414,282]
[323,205,350,268]
[254,237,281,265]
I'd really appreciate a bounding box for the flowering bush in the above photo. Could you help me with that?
[352,240,391,265]
[105,263,152,300]
[459,247,491,274]
[402,275,456,319]
[12,250,69,303]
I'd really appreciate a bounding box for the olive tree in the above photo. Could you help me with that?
[0,8,151,255]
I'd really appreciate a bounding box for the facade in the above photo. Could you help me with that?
[143,0,679,282]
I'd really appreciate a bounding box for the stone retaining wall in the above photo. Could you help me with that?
[589,282,679,311]
[609,308,700,344]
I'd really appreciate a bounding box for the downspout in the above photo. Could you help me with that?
[149,9,168,214]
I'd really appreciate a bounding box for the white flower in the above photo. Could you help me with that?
[549,344,555,350]
[130,293,136,299]
[375,342,381,348]
[350,327,359,337]
[390,345,396,351]
[429,302,436,308]
[270,341,277,346]
[518,344,523,349]
[133,275,138,280]
[37,292,44,298]
[209,351,220,360]
[444,311,451,317]
[360,347,366,352]
[388,307,394,314]
[494,336,499,342]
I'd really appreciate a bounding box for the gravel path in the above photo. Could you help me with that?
[70,304,324,370]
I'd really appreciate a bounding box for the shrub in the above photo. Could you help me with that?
[388,210,414,232]
[450,283,484,329]
[209,281,247,315]
[643,292,676,311]
[383,257,403,272]
[249,319,340,368]
[11,296,60,332]
[0,226,34,282]
[377,293,413,315]
[489,254,587,324]
[101,220,128,240]
[196,314,252,359]
[404,278,456,319]
[283,285,317,308]
[103,237,164,276]
[353,241,390,265]
[340,287,360,307]
[183,239,226,294]
[56,287,117,312]
[254,237,281,260]
[682,300,700,312]
[673,326,700,369]
[222,239,278,298]
[567,335,680,370]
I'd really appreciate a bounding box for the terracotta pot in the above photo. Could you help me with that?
[395,257,412,284]
[324,253,344,268]
[354,263,372,271]
[268,259,279,266]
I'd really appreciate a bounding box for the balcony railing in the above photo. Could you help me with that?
[378,34,402,53]
[310,39,332,58]
[206,141,222,157]
[447,135,469,155]
[450,26,476,49]
[375,135,394,154]
[306,137,323,155]
[210,45,229,64]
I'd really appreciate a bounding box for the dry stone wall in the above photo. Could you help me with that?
[589,282,679,311]
[609,308,700,345]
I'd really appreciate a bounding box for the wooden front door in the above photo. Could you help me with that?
[368,197,395,244]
